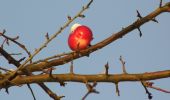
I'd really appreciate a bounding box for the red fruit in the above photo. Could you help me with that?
[68,24,93,51]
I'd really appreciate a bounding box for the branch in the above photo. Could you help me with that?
[0,44,61,100]
[1,70,170,88]
[0,0,94,84]
[22,2,170,73]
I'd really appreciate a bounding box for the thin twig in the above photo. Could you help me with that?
[141,81,152,100]
[144,81,170,93]
[27,84,36,100]
[0,31,31,57]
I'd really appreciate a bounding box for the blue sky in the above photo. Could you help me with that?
[0,0,170,100]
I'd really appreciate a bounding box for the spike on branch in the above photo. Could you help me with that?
[137,27,142,37]
[160,0,163,8]
[79,14,85,18]
[70,61,74,74]
[105,62,109,76]
[67,15,72,20]
[119,56,127,74]
[115,83,120,96]
[136,10,142,19]
[45,32,49,40]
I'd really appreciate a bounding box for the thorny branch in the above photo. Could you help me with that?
[1,70,170,88]
[0,1,170,100]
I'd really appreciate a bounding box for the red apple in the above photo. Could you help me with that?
[68,23,93,51]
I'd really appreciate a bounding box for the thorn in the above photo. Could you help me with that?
[70,61,74,74]
[136,10,142,19]
[115,83,120,96]
[18,57,26,63]
[79,14,85,18]
[159,0,163,8]
[3,29,6,34]
[5,88,9,94]
[59,82,67,87]
[67,15,72,20]
[87,0,93,8]
[45,32,49,40]
[119,56,127,74]
[137,27,142,37]
[105,62,109,75]
[151,18,159,23]
[6,39,9,46]
[12,36,19,40]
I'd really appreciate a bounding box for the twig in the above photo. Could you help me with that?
[27,84,36,100]
[0,67,11,72]
[144,81,170,93]
[0,30,31,57]
[82,82,99,100]
[31,52,72,65]
[38,83,64,100]
[141,81,152,100]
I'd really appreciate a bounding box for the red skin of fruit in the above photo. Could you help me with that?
[68,25,93,51]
